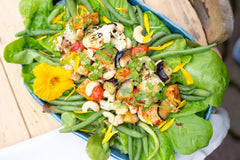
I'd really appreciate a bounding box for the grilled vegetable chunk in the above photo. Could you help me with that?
[72,12,99,29]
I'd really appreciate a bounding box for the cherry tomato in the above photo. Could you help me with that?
[70,42,85,52]
[124,89,144,107]
[92,86,104,101]
[131,45,148,57]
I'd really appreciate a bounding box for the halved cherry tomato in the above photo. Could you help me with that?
[131,45,148,57]
[92,85,104,101]
[124,89,144,107]
[70,42,85,52]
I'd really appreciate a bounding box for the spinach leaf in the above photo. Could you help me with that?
[4,37,58,66]
[19,0,54,30]
[86,133,110,160]
[167,114,213,155]
[22,62,39,91]
[144,11,171,35]
[170,101,209,117]
[177,50,229,107]
[61,112,76,127]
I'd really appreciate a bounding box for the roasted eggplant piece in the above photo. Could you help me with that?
[116,79,133,99]
[156,60,172,84]
[105,78,119,86]
[115,49,131,68]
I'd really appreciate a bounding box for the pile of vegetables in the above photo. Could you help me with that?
[4,0,229,160]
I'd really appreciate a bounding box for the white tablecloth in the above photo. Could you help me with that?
[0,108,230,160]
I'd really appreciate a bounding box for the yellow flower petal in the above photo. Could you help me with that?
[98,0,107,9]
[157,120,167,129]
[172,63,186,73]
[77,5,89,16]
[149,41,174,51]
[116,8,128,13]
[100,128,106,135]
[74,55,80,73]
[36,35,47,41]
[79,128,96,133]
[160,118,175,132]
[74,111,92,114]
[177,100,187,109]
[38,50,53,57]
[102,123,118,144]
[144,13,150,33]
[144,116,153,126]
[181,68,194,85]
[143,30,154,43]
[102,16,111,24]
[64,87,76,100]
[33,63,75,101]
[52,11,65,24]
[174,99,181,104]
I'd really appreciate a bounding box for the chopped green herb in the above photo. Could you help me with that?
[146,82,154,90]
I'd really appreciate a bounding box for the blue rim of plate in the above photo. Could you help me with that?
[24,0,213,160]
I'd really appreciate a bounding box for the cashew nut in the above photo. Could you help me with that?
[120,56,132,68]
[125,37,132,49]
[133,26,151,44]
[82,101,100,112]
[86,81,100,96]
[103,70,116,80]
[103,111,115,124]
[71,72,81,81]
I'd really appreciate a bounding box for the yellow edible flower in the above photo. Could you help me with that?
[172,63,186,73]
[79,128,96,133]
[160,118,175,132]
[98,0,107,9]
[102,124,118,144]
[74,111,92,114]
[149,41,174,51]
[38,50,53,57]
[157,120,167,129]
[36,35,47,41]
[65,87,76,100]
[33,63,75,101]
[144,13,150,33]
[74,55,80,73]
[177,100,187,109]
[116,8,128,13]
[52,11,65,24]
[181,68,194,85]
[102,16,111,23]
[143,30,154,43]
[77,5,89,16]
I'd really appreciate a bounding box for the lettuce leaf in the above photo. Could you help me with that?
[167,114,213,155]
[4,37,58,66]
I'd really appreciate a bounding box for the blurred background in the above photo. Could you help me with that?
[206,0,240,159]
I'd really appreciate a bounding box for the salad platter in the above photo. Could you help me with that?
[3,0,229,160]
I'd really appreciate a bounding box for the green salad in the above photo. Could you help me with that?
[4,0,229,160]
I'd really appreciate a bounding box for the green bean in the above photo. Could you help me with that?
[136,5,144,29]
[127,124,134,160]
[47,5,64,25]
[128,3,138,23]
[100,0,136,25]
[148,34,183,56]
[81,0,94,13]
[58,106,82,111]
[181,89,212,97]
[180,94,206,101]
[59,110,104,132]
[15,29,62,37]
[47,100,86,106]
[140,127,148,157]
[66,0,77,17]
[116,124,145,138]
[150,43,217,61]
[75,77,87,84]
[145,32,168,47]
[134,127,143,160]
[57,95,85,101]
[65,0,71,18]
[177,84,197,91]
[138,122,159,160]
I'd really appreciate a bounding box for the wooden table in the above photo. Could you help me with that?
[0,0,208,148]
